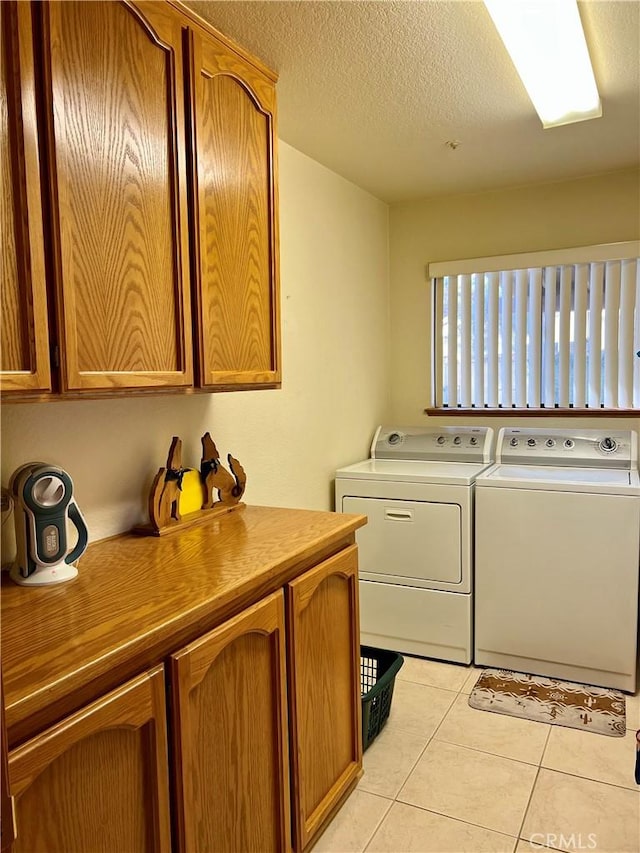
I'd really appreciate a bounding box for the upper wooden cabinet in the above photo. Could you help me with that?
[0,1,52,395]
[188,27,281,389]
[0,0,281,399]
[40,0,193,391]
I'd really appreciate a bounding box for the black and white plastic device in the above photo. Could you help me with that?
[9,462,88,586]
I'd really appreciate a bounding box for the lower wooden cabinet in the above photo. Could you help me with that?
[287,545,362,851]
[170,590,291,853]
[8,665,171,853]
[170,553,362,853]
[4,545,362,853]
[1,677,16,852]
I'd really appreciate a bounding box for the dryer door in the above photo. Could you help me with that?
[342,496,461,587]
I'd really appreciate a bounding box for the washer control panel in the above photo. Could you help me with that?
[373,426,494,463]
[497,428,637,469]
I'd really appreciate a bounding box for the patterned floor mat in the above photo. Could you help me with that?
[469,668,626,737]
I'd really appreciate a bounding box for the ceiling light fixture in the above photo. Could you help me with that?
[483,0,601,129]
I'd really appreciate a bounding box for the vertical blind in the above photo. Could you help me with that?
[430,242,640,410]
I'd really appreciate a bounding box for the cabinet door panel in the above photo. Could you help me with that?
[42,0,192,390]
[287,546,362,851]
[171,590,291,853]
[1,674,16,852]
[190,31,280,388]
[8,665,171,853]
[0,1,51,394]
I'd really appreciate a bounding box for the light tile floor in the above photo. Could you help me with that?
[315,658,640,853]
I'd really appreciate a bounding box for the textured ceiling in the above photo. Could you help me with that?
[185,0,640,203]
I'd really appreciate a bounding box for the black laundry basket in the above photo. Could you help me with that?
[360,646,404,751]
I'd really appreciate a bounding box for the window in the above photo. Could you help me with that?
[430,242,640,412]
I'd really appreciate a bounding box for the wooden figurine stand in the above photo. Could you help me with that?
[133,433,247,536]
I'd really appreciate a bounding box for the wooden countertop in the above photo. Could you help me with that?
[1,505,366,746]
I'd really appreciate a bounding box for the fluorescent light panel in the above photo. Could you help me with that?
[484,0,601,128]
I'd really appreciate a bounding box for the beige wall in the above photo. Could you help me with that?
[4,160,640,562]
[389,167,640,433]
[1,142,390,556]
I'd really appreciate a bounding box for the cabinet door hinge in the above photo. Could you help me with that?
[52,344,60,369]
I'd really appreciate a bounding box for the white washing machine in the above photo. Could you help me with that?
[475,428,640,693]
[335,426,494,664]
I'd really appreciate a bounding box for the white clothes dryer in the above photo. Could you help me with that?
[474,428,640,692]
[335,426,494,664]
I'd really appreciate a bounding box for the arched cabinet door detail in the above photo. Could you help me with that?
[40,0,193,391]
[0,1,51,395]
[286,545,362,851]
[170,591,291,853]
[8,666,172,853]
[188,28,281,389]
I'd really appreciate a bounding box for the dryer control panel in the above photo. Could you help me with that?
[496,428,637,469]
[372,426,494,463]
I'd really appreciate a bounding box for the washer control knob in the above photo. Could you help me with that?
[564,439,575,449]
[387,432,402,446]
[599,436,617,453]
[436,435,446,445]
[453,436,462,445]
[510,437,518,447]
[545,438,555,448]
[527,438,537,447]
[469,436,478,446]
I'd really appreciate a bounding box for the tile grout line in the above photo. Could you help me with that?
[516,725,552,842]
[387,798,521,844]
[387,687,459,801]
[357,667,462,853]
[359,673,469,811]
[432,732,549,767]
[387,673,544,804]
[391,692,551,845]
[400,687,462,785]
[396,678,467,694]
[435,688,552,765]
[539,723,553,767]
[391,692,536,844]
[359,792,394,853]
[359,680,463,829]
[539,711,640,794]
[515,765,543,845]
[541,764,640,794]
[421,724,553,771]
